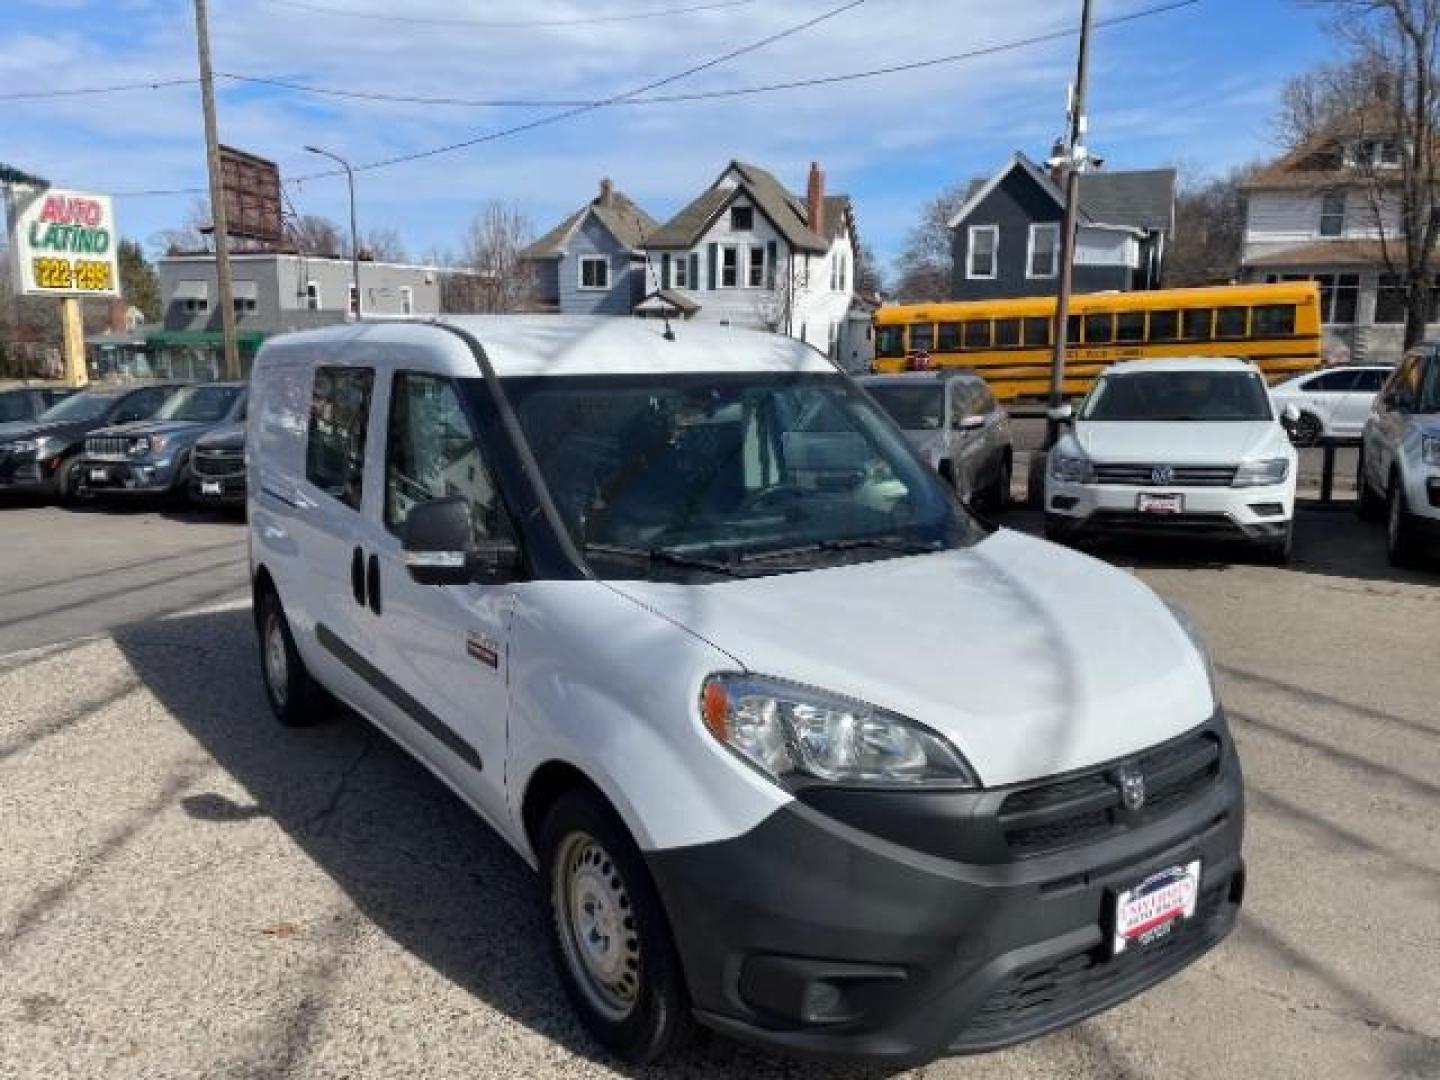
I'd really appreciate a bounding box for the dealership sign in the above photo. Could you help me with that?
[7,186,120,298]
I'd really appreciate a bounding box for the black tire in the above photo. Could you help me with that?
[1386,475,1422,568]
[1044,512,1076,545]
[986,453,1013,510]
[1289,412,1323,448]
[255,585,328,727]
[53,456,81,504]
[538,789,695,1065]
[1261,520,1294,565]
[1356,450,1385,521]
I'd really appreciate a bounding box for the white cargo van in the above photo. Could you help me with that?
[247,316,1244,1067]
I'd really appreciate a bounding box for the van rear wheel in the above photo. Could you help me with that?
[256,586,327,727]
[539,789,695,1064]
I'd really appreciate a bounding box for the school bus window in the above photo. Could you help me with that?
[1215,306,1248,339]
[1182,308,1214,340]
[909,323,935,353]
[994,318,1021,347]
[1023,316,1050,347]
[1068,314,1083,344]
[963,320,991,349]
[1251,304,1296,337]
[937,322,961,351]
[1084,313,1114,344]
[875,324,905,358]
[1149,310,1179,341]
[1116,311,1145,343]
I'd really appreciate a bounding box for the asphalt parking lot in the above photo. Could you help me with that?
[1,491,1437,1080]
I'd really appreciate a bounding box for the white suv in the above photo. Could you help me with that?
[1046,358,1299,562]
[1358,345,1440,565]
[247,317,1244,1067]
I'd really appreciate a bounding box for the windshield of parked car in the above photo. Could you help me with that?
[155,385,241,423]
[1082,370,1274,422]
[864,384,945,431]
[35,391,115,424]
[500,372,974,579]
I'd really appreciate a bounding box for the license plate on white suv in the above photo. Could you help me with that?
[1137,492,1183,515]
[1112,860,1201,955]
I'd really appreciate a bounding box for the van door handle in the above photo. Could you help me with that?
[350,547,366,607]
[367,554,382,616]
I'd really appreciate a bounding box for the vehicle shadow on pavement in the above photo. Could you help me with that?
[112,606,901,1080]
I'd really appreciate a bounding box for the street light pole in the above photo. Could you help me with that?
[192,0,240,380]
[303,145,360,318]
[1045,0,1096,449]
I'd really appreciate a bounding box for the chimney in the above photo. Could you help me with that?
[806,161,825,236]
[598,177,615,208]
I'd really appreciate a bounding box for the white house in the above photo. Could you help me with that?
[641,161,858,358]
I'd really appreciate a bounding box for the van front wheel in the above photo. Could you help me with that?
[539,790,695,1064]
[256,587,327,727]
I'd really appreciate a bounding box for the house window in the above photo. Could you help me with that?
[720,245,740,288]
[233,297,257,313]
[747,246,766,288]
[305,281,321,311]
[1319,191,1346,238]
[400,286,414,316]
[730,205,754,231]
[967,225,998,279]
[579,255,610,290]
[184,297,209,313]
[674,257,688,288]
[348,284,360,318]
[1028,222,1060,278]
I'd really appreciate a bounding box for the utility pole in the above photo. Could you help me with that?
[304,146,360,318]
[192,0,240,380]
[1044,0,1096,448]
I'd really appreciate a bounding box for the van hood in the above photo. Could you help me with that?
[1076,420,1286,464]
[609,529,1213,788]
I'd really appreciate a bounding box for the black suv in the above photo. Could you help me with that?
[0,386,75,424]
[188,420,247,508]
[0,384,183,501]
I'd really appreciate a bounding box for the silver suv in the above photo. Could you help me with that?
[1359,345,1440,565]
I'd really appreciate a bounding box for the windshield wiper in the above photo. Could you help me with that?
[581,542,746,577]
[738,535,944,564]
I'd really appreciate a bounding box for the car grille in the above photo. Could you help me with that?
[998,730,1224,857]
[191,448,245,478]
[85,435,135,460]
[1093,464,1237,487]
[951,876,1234,1051]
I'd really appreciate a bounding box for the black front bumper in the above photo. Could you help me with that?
[1049,510,1287,544]
[648,723,1245,1066]
[189,474,246,504]
[77,458,179,495]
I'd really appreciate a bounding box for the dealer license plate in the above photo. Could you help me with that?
[89,468,109,482]
[201,480,222,496]
[1112,860,1201,955]
[1137,492,1183,515]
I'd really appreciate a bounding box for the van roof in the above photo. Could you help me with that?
[1102,357,1259,376]
[257,315,838,379]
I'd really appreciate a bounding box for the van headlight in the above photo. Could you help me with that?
[1233,457,1289,487]
[1050,450,1094,484]
[699,674,977,788]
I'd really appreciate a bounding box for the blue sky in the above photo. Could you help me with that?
[3,0,1334,276]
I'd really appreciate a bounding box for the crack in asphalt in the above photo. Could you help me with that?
[1199,967,1440,1045]
[298,737,375,837]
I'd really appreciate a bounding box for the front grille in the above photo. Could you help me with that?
[1094,464,1237,487]
[999,730,1223,857]
[85,435,134,460]
[952,878,1233,1051]
[191,448,244,478]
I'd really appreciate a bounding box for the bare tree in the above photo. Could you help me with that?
[854,242,886,298]
[151,197,212,255]
[756,256,797,333]
[893,181,969,301]
[289,214,347,258]
[457,200,537,313]
[359,226,407,263]
[1163,164,1255,287]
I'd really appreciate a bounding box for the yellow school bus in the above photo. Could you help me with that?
[872,282,1322,402]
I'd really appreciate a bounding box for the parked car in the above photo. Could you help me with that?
[188,421,247,508]
[859,370,1013,507]
[1358,344,1440,565]
[0,383,183,501]
[77,382,247,500]
[1045,358,1300,562]
[248,317,1243,1067]
[0,384,75,424]
[1270,364,1392,446]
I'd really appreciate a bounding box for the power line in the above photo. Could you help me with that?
[116,0,867,196]
[0,76,196,102]
[256,0,758,28]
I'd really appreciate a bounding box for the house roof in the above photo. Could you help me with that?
[645,160,843,254]
[946,152,1174,234]
[1243,103,1408,191]
[521,181,659,259]
[1244,240,1398,268]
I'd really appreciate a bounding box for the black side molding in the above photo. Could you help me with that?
[316,623,482,772]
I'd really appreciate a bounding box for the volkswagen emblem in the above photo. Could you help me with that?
[1115,764,1147,812]
[1151,465,1175,485]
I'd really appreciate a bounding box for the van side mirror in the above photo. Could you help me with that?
[402,496,522,586]
[1282,403,1301,424]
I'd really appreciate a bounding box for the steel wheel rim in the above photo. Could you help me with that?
[263,609,289,707]
[553,831,641,1021]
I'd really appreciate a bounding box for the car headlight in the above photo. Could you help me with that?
[1050,450,1095,484]
[699,673,978,788]
[130,435,167,456]
[8,439,38,455]
[1423,435,1440,467]
[1164,600,1217,707]
[1233,457,1289,487]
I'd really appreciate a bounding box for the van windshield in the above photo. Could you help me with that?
[1082,370,1274,422]
[500,372,975,578]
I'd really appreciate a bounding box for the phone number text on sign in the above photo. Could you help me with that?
[32,257,115,292]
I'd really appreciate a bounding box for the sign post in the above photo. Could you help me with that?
[7,185,123,388]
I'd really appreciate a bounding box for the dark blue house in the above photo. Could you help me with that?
[947,153,1175,302]
[521,179,658,315]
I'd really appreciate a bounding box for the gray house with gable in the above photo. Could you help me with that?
[521,179,659,316]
